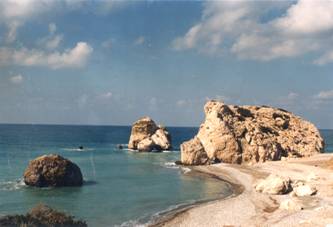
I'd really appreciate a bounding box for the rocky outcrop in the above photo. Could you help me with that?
[24,154,83,187]
[128,117,172,151]
[0,204,87,227]
[181,100,324,165]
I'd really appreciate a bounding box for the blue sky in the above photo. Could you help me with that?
[0,0,333,128]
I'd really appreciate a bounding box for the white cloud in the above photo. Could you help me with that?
[101,39,112,49]
[0,42,93,69]
[5,20,21,43]
[9,74,23,84]
[99,92,113,99]
[315,90,333,100]
[173,0,333,64]
[314,50,333,65]
[274,0,333,34]
[44,34,63,50]
[134,36,145,45]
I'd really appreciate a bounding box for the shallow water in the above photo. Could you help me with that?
[0,124,232,226]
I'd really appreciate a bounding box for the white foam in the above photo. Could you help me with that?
[164,162,179,169]
[63,148,94,152]
[181,167,191,174]
[0,179,26,191]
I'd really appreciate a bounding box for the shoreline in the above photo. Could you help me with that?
[152,153,333,227]
[148,168,244,227]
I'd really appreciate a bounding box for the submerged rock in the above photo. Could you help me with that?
[181,100,324,165]
[24,154,83,187]
[128,117,172,152]
[255,174,292,195]
[0,204,87,227]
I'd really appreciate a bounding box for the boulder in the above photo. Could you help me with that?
[128,117,172,152]
[181,100,324,164]
[0,204,87,227]
[24,154,83,187]
[292,182,317,197]
[181,137,209,165]
[255,174,292,195]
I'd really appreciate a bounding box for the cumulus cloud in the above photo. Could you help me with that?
[5,20,21,43]
[0,42,93,69]
[9,74,23,84]
[314,50,333,65]
[38,23,64,50]
[274,0,333,34]
[173,0,333,64]
[315,90,333,100]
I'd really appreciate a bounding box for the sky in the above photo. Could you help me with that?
[0,0,333,128]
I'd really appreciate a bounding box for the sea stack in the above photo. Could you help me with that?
[181,100,324,165]
[128,117,172,152]
[24,154,83,187]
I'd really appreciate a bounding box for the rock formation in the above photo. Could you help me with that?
[24,154,83,187]
[181,100,324,165]
[0,204,87,227]
[128,117,172,151]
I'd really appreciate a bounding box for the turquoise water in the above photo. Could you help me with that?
[0,125,232,226]
[0,125,332,226]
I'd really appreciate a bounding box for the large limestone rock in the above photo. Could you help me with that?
[24,154,83,187]
[128,117,172,152]
[181,100,324,165]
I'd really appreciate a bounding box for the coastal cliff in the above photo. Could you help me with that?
[181,100,324,165]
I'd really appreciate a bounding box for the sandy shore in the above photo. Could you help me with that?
[153,153,333,227]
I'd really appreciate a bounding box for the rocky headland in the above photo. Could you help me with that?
[128,117,172,152]
[181,100,324,165]
[24,154,83,187]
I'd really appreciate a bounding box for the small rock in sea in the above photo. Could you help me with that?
[0,204,87,227]
[117,144,123,149]
[174,160,182,165]
[255,174,292,195]
[79,146,84,150]
[128,117,172,152]
[24,154,83,187]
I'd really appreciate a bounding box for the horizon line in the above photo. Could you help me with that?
[0,122,199,128]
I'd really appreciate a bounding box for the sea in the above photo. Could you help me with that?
[0,124,332,226]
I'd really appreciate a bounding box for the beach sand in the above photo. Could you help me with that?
[153,153,333,227]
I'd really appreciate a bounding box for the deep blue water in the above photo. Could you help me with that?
[0,124,332,226]
[0,124,231,226]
